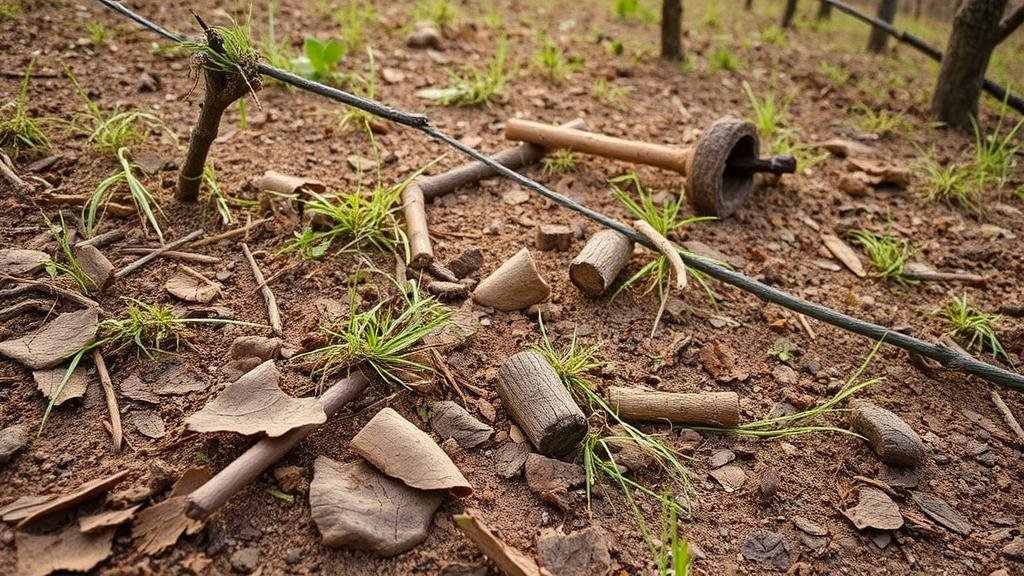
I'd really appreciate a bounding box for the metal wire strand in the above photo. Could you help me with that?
[93,0,1024,390]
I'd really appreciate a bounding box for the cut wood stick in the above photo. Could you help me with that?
[252,261,297,293]
[797,313,817,340]
[633,219,687,291]
[453,509,552,576]
[93,350,122,453]
[75,229,125,249]
[404,119,588,268]
[241,242,282,336]
[118,248,221,264]
[186,371,370,520]
[607,386,740,427]
[569,229,634,296]
[991,390,1024,441]
[497,351,587,456]
[189,217,270,248]
[115,229,204,278]
[902,264,985,285]
[0,276,100,309]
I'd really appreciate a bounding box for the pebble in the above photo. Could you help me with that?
[230,547,260,573]
[1003,537,1024,560]
[708,449,735,469]
[773,364,798,386]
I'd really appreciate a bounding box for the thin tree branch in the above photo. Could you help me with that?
[997,4,1024,44]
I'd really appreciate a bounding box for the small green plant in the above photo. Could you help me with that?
[86,147,165,242]
[0,2,21,19]
[85,22,112,45]
[412,0,459,27]
[531,37,575,84]
[333,47,378,133]
[851,104,907,136]
[708,46,743,72]
[768,340,795,364]
[334,0,375,50]
[593,78,632,106]
[970,105,1023,192]
[761,25,787,47]
[939,293,1008,362]
[0,58,52,151]
[613,0,655,23]
[293,37,346,82]
[915,149,977,211]
[438,38,508,106]
[847,226,918,283]
[295,280,451,390]
[260,0,294,73]
[202,163,232,225]
[701,3,722,29]
[67,68,173,153]
[541,149,577,175]
[818,61,849,85]
[43,214,93,293]
[654,494,692,576]
[266,487,294,503]
[606,38,626,56]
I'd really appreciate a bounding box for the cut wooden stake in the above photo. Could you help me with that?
[240,242,282,336]
[115,229,204,278]
[472,248,550,311]
[118,248,220,264]
[404,119,588,268]
[902,263,985,285]
[93,350,122,453]
[186,371,369,520]
[607,386,740,427]
[496,351,587,456]
[632,219,687,291]
[189,217,270,248]
[453,508,552,576]
[991,390,1024,441]
[569,229,634,296]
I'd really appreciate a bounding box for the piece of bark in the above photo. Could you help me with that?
[821,138,875,158]
[16,523,115,576]
[607,386,739,427]
[0,307,98,370]
[0,248,49,276]
[310,457,443,556]
[241,242,282,336]
[454,509,553,576]
[350,407,472,497]
[33,365,90,406]
[448,248,484,279]
[524,453,584,509]
[849,399,925,467]
[427,280,469,301]
[569,230,634,296]
[257,170,326,195]
[73,244,114,292]
[132,468,211,555]
[17,470,130,528]
[496,352,587,457]
[93,350,122,452]
[535,224,573,252]
[911,492,973,536]
[821,233,866,277]
[472,248,550,311]
[133,410,167,439]
[0,424,27,465]
[430,400,494,448]
[843,486,903,531]
[494,441,532,479]
[186,360,326,437]
[78,505,141,534]
[75,229,124,249]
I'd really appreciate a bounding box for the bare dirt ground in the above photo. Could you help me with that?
[1,0,1023,574]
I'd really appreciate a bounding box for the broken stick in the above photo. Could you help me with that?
[74,229,125,249]
[189,217,270,248]
[240,242,282,336]
[118,248,221,264]
[497,351,587,457]
[454,509,552,576]
[404,119,588,268]
[991,390,1024,441]
[186,371,369,519]
[902,263,985,286]
[0,276,100,310]
[115,229,204,278]
[569,229,634,296]
[633,219,687,291]
[93,350,122,453]
[607,386,740,427]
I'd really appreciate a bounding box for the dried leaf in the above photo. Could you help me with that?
[842,486,903,531]
[0,308,98,370]
[165,272,220,304]
[32,365,90,406]
[911,492,973,536]
[351,407,472,497]
[79,505,141,533]
[710,464,747,493]
[186,360,326,437]
[821,233,866,277]
[16,523,115,576]
[17,470,130,528]
[149,364,208,396]
[257,170,326,195]
[132,410,167,439]
[132,468,211,556]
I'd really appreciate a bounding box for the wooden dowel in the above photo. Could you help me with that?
[115,229,204,278]
[186,371,370,520]
[240,242,282,336]
[93,350,122,453]
[607,386,740,427]
[496,351,587,456]
[569,230,634,296]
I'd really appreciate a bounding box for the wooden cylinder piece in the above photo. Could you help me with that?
[497,351,587,456]
[569,229,634,296]
[607,386,740,427]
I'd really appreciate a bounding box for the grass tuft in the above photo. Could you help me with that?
[67,68,173,154]
[743,82,825,170]
[202,163,233,225]
[914,149,978,211]
[939,293,1008,362]
[412,0,459,27]
[847,225,918,284]
[708,46,743,73]
[86,147,165,242]
[850,104,907,137]
[0,58,52,151]
[43,214,93,293]
[541,149,577,175]
[438,38,508,106]
[531,36,577,84]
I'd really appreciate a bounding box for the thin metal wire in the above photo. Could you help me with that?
[93,0,1024,390]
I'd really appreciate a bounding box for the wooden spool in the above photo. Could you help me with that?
[569,229,634,296]
[607,386,740,427]
[497,351,587,457]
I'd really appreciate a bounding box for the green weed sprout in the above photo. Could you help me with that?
[847,225,918,283]
[914,149,978,211]
[439,38,508,106]
[43,213,93,293]
[67,68,174,154]
[541,149,577,175]
[939,293,1008,362]
[86,147,165,242]
[0,58,52,151]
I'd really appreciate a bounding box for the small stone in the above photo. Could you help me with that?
[230,547,260,573]
[535,224,573,252]
[772,364,798,386]
[447,248,484,279]
[537,526,611,576]
[710,465,746,492]
[878,464,919,489]
[793,517,827,537]
[740,530,792,570]
[870,531,891,549]
[1004,538,1024,560]
[227,336,282,361]
[406,23,442,50]
[273,466,308,495]
[843,487,903,531]
[708,449,735,469]
[525,454,584,494]
[509,425,525,443]
[429,400,493,448]
[0,425,27,465]
[502,189,530,205]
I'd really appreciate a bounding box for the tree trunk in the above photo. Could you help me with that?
[661,0,684,60]
[914,0,922,19]
[868,0,900,52]
[745,0,753,10]
[817,0,832,19]
[781,0,799,27]
[931,0,1009,130]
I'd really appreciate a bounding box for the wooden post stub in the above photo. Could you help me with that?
[497,352,587,457]
[472,248,550,311]
[569,230,634,296]
[607,386,740,427]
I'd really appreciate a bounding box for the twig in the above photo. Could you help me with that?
[633,219,687,291]
[252,261,297,293]
[0,276,100,309]
[187,371,370,519]
[189,217,269,248]
[93,350,122,453]
[75,229,125,249]
[241,242,282,336]
[118,248,220,264]
[0,151,28,189]
[991,390,1024,441]
[179,264,220,288]
[798,314,817,340]
[0,299,56,322]
[104,420,134,452]
[115,229,204,278]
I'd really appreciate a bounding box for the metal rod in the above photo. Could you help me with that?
[92,0,1024,391]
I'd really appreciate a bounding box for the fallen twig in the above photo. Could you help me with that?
[633,219,687,291]
[252,261,297,293]
[0,151,28,189]
[0,298,56,322]
[0,276,100,310]
[991,390,1024,441]
[240,242,282,336]
[189,217,269,248]
[115,229,204,278]
[118,248,221,264]
[453,509,551,576]
[797,314,817,340]
[902,264,985,286]
[93,350,122,452]
[75,229,125,249]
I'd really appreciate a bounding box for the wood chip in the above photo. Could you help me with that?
[78,505,141,534]
[842,486,903,531]
[16,523,115,576]
[0,249,50,276]
[911,492,973,536]
[821,233,866,277]
[32,365,91,406]
[454,508,552,576]
[164,272,221,304]
[132,468,211,556]
[17,470,130,528]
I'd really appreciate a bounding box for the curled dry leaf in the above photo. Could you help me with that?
[186,360,326,437]
[16,523,116,576]
[821,233,866,278]
[32,365,90,406]
[132,410,167,439]
[310,457,443,556]
[132,468,211,556]
[350,407,473,497]
[164,272,221,304]
[0,307,98,370]
[454,508,552,576]
[845,157,911,188]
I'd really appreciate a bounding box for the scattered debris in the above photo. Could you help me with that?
[740,529,792,571]
[843,486,903,531]
[497,352,587,457]
[537,526,611,576]
[17,470,130,528]
[849,399,925,467]
[821,138,875,158]
[454,508,552,576]
[406,21,443,50]
[257,170,326,195]
[821,233,866,277]
[78,505,140,534]
[569,229,633,296]
[310,457,443,556]
[494,441,532,479]
[448,248,484,279]
[273,466,308,495]
[472,248,551,311]
[911,492,973,536]
[845,157,911,188]
[698,340,747,382]
[16,523,115,576]
[0,307,98,370]
[186,361,326,437]
[427,280,470,301]
[758,468,780,503]
[430,400,494,448]
[33,365,90,406]
[710,464,747,492]
[132,410,167,439]
[607,386,739,426]
[0,424,27,465]
[351,407,472,496]
[132,468,211,555]
[524,453,584,509]
[116,229,204,278]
